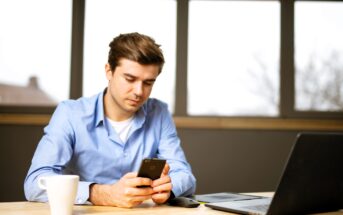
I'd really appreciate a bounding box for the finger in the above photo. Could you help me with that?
[121,202,141,209]
[152,192,169,199]
[125,177,153,187]
[129,201,143,208]
[121,199,145,208]
[152,182,172,193]
[122,193,152,207]
[124,187,154,196]
[152,192,170,204]
[161,163,170,176]
[152,175,171,187]
[130,195,151,202]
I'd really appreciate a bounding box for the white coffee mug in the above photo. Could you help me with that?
[38,175,79,215]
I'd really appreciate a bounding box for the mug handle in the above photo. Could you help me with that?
[38,177,47,190]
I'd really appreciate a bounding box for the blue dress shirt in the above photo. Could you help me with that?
[24,90,196,204]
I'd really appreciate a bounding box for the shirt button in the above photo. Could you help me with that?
[123,153,127,157]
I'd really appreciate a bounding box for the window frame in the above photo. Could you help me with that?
[0,0,83,114]
[1,0,342,121]
[280,0,343,119]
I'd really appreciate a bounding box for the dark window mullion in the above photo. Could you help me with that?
[174,0,189,116]
[70,0,85,99]
[280,0,294,118]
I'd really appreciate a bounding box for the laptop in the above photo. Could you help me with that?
[205,132,343,215]
[195,192,265,203]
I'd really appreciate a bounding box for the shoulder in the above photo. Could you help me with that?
[54,93,101,116]
[46,92,103,132]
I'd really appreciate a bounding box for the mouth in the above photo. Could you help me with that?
[127,99,140,106]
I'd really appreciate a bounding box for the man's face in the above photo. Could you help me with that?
[105,58,159,119]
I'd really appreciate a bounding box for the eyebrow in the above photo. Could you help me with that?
[123,73,156,82]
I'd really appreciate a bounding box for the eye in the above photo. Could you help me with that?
[144,81,154,86]
[125,77,135,82]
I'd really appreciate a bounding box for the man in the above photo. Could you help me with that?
[24,32,196,208]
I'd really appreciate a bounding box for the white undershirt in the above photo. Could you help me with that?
[107,116,134,143]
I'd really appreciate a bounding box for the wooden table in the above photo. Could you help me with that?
[0,200,228,215]
[1,193,342,215]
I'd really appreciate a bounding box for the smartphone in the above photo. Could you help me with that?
[137,158,166,187]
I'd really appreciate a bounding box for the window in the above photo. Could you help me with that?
[0,0,72,106]
[1,0,342,120]
[83,0,176,112]
[188,1,280,116]
[295,2,343,112]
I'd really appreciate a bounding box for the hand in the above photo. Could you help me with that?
[89,172,154,208]
[151,163,172,204]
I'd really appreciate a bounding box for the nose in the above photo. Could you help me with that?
[133,82,143,98]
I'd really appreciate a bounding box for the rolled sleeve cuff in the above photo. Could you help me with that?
[170,173,196,198]
[75,181,93,205]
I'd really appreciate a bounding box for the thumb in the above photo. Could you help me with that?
[161,163,170,176]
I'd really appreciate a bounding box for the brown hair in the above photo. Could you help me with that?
[108,32,165,74]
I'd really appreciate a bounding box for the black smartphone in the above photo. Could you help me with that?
[137,158,166,187]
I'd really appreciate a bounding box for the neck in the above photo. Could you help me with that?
[103,90,134,121]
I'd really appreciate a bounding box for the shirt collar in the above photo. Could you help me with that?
[94,88,106,127]
[95,88,148,127]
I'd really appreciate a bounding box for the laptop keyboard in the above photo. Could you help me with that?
[243,204,269,212]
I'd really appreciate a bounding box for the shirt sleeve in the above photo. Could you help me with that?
[23,102,93,204]
[156,103,196,197]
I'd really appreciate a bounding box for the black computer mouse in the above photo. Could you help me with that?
[168,197,200,208]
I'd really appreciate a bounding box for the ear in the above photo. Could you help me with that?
[105,63,112,81]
